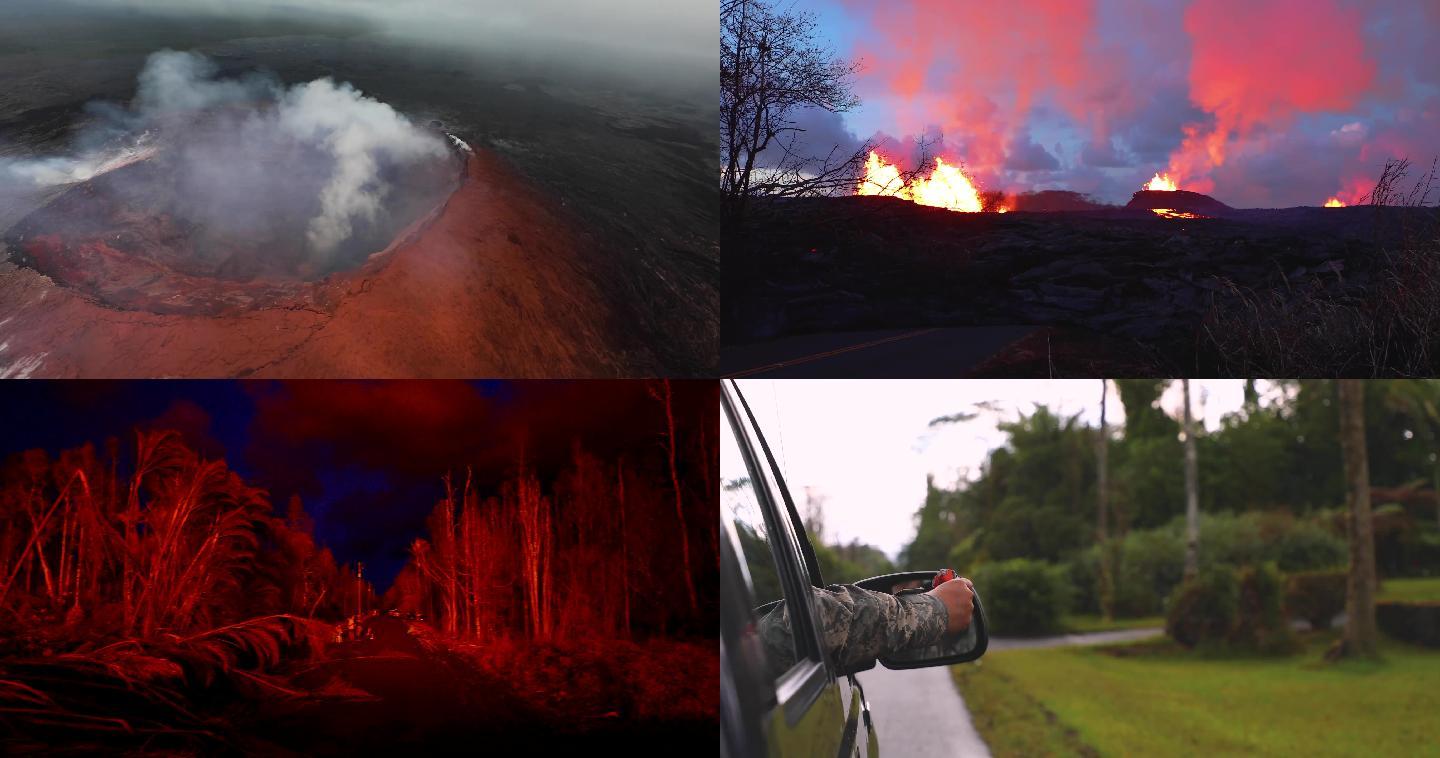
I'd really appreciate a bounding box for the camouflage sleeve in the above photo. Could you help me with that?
[755,584,950,677]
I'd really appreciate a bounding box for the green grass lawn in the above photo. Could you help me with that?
[952,633,1440,757]
[1379,576,1440,603]
[1062,614,1165,634]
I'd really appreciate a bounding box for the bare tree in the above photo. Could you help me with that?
[1334,380,1379,659]
[1182,379,1200,581]
[721,0,872,221]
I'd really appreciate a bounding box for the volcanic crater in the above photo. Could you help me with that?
[5,111,464,316]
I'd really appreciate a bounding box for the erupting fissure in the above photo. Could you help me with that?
[857,151,986,213]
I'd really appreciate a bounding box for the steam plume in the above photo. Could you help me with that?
[2,49,447,255]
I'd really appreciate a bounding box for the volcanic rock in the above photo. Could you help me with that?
[1125,189,1236,218]
[723,194,1421,374]
[0,148,641,378]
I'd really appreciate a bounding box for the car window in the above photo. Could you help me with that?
[722,415,785,606]
[721,409,797,675]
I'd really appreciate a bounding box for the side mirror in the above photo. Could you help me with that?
[853,570,989,669]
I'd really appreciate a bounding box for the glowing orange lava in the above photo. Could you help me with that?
[857,151,984,213]
[1324,197,1346,207]
[1151,208,1203,219]
[1145,172,1179,192]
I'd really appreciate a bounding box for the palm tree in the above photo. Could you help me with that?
[1182,380,1200,580]
[1335,380,1379,659]
[1096,379,1114,620]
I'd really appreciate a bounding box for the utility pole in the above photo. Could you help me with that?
[356,562,364,618]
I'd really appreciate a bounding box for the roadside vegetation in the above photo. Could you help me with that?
[915,378,1440,755]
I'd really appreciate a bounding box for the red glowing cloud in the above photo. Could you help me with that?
[844,0,1109,180]
[1167,0,1375,190]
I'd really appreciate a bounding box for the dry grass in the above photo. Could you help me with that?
[1203,158,1440,376]
[0,614,332,752]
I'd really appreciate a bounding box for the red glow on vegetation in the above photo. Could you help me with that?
[0,382,719,752]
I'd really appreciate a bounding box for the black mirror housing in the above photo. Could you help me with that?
[853,570,990,670]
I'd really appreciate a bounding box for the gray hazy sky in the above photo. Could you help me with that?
[72,0,715,66]
[732,379,1281,560]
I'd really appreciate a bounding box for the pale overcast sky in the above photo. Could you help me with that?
[731,379,1283,560]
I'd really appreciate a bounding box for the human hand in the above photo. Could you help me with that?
[926,576,975,635]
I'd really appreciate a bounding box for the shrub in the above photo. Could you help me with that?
[1065,550,1100,616]
[1111,529,1185,617]
[1285,571,1347,630]
[1201,513,1266,569]
[1076,513,1346,621]
[1375,601,1440,647]
[1273,523,1347,572]
[1165,566,1238,648]
[973,559,1071,636]
[1230,563,1299,654]
[1389,523,1440,578]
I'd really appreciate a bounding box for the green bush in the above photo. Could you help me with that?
[1375,601,1440,647]
[1165,566,1238,647]
[1066,550,1100,616]
[1074,513,1346,621]
[1273,522,1347,572]
[1120,529,1187,616]
[1285,570,1347,630]
[1391,524,1440,578]
[1201,514,1266,568]
[973,558,1071,636]
[1231,563,1299,654]
[1167,564,1299,654]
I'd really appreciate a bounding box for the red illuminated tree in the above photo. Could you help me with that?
[0,430,364,639]
[649,379,699,614]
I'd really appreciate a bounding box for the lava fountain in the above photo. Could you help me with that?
[1141,172,1183,216]
[1324,197,1346,207]
[1145,172,1179,192]
[857,151,985,212]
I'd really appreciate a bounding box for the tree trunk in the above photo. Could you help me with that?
[617,458,632,639]
[651,379,699,614]
[1096,379,1114,620]
[1182,379,1200,581]
[1336,380,1379,659]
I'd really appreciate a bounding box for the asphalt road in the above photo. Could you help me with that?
[860,627,1166,757]
[720,326,1037,378]
[859,662,992,758]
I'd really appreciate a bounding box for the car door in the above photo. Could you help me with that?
[720,379,875,757]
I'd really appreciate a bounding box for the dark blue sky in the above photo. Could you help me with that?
[776,0,1439,207]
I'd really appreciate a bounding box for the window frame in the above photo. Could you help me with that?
[721,379,832,726]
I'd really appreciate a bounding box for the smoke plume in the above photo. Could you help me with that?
[809,0,1436,206]
[2,49,447,256]
[1165,0,1375,192]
